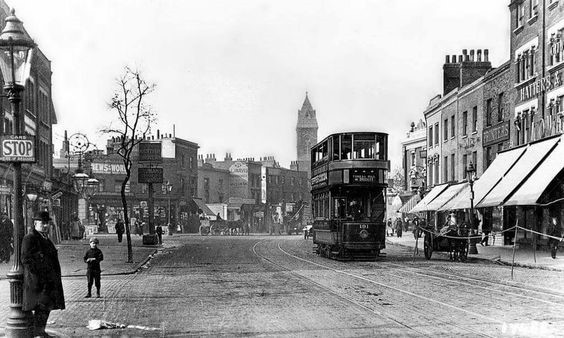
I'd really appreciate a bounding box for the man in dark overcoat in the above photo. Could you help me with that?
[115,219,125,243]
[0,211,13,262]
[21,211,65,337]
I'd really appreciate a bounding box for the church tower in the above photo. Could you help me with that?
[296,92,318,174]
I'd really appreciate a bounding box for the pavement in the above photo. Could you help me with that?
[386,233,564,271]
[0,233,163,280]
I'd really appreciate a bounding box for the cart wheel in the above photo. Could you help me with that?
[424,239,432,260]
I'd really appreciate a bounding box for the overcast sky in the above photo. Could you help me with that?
[11,0,509,169]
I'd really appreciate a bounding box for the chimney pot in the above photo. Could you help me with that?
[484,49,489,62]
[452,54,457,63]
[463,49,468,55]
[477,49,482,62]
[445,55,450,63]
[458,55,463,63]
[470,49,475,61]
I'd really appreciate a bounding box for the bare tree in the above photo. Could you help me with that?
[101,67,156,262]
[389,167,406,195]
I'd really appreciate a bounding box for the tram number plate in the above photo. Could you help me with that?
[359,224,368,229]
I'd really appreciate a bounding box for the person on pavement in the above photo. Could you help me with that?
[115,219,125,243]
[22,211,65,337]
[156,223,163,244]
[547,217,562,259]
[0,211,13,263]
[395,217,403,238]
[84,237,104,298]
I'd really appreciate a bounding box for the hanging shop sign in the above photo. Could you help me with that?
[483,121,510,147]
[138,167,163,183]
[138,142,162,163]
[519,71,562,102]
[0,135,35,162]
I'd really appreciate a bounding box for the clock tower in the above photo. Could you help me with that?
[296,92,318,175]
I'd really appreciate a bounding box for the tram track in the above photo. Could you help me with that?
[377,261,564,306]
[253,239,499,337]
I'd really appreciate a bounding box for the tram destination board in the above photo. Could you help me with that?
[0,135,35,162]
[138,167,164,183]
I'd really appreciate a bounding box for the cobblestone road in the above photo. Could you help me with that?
[1,234,563,337]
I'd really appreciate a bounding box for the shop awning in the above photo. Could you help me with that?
[437,183,470,211]
[440,147,526,210]
[192,198,215,216]
[398,194,421,213]
[227,202,243,209]
[409,184,449,213]
[477,136,560,208]
[424,182,467,211]
[504,136,564,206]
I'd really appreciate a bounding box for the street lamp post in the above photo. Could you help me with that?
[164,181,173,228]
[0,9,36,337]
[467,162,478,255]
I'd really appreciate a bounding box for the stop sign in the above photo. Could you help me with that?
[0,135,36,162]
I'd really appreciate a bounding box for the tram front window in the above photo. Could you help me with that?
[333,190,385,222]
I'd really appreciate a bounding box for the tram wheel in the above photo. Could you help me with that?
[424,240,432,260]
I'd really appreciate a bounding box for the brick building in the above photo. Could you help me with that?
[400,120,427,192]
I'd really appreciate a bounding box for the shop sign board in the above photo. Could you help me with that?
[138,142,162,163]
[138,167,163,183]
[483,121,510,147]
[0,135,35,162]
[0,185,10,195]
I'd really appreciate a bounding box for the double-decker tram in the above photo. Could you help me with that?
[310,132,389,260]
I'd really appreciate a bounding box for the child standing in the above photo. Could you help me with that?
[84,237,104,298]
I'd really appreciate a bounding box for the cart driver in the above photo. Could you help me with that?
[439,212,457,236]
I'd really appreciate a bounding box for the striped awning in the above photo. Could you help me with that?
[409,184,449,213]
[398,194,421,214]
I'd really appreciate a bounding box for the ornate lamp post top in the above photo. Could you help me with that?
[0,9,35,87]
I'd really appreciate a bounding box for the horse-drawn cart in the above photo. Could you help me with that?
[422,225,469,262]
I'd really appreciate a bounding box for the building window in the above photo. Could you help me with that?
[291,177,295,185]
[472,106,478,132]
[443,156,448,183]
[529,0,538,18]
[434,160,439,184]
[486,98,492,127]
[411,152,416,167]
[450,116,455,138]
[429,126,433,147]
[189,157,193,169]
[428,163,433,186]
[517,2,525,28]
[462,154,468,179]
[472,151,477,171]
[485,147,492,168]
[463,111,468,136]
[434,123,439,145]
[497,93,504,122]
[450,153,455,182]
[443,119,448,141]
[516,46,536,82]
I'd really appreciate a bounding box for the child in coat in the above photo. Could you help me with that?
[84,237,104,298]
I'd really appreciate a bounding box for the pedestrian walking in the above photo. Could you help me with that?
[84,237,104,298]
[115,219,125,243]
[412,216,421,239]
[156,223,163,244]
[0,211,13,263]
[395,217,403,238]
[547,216,562,259]
[21,211,65,337]
[387,218,393,237]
